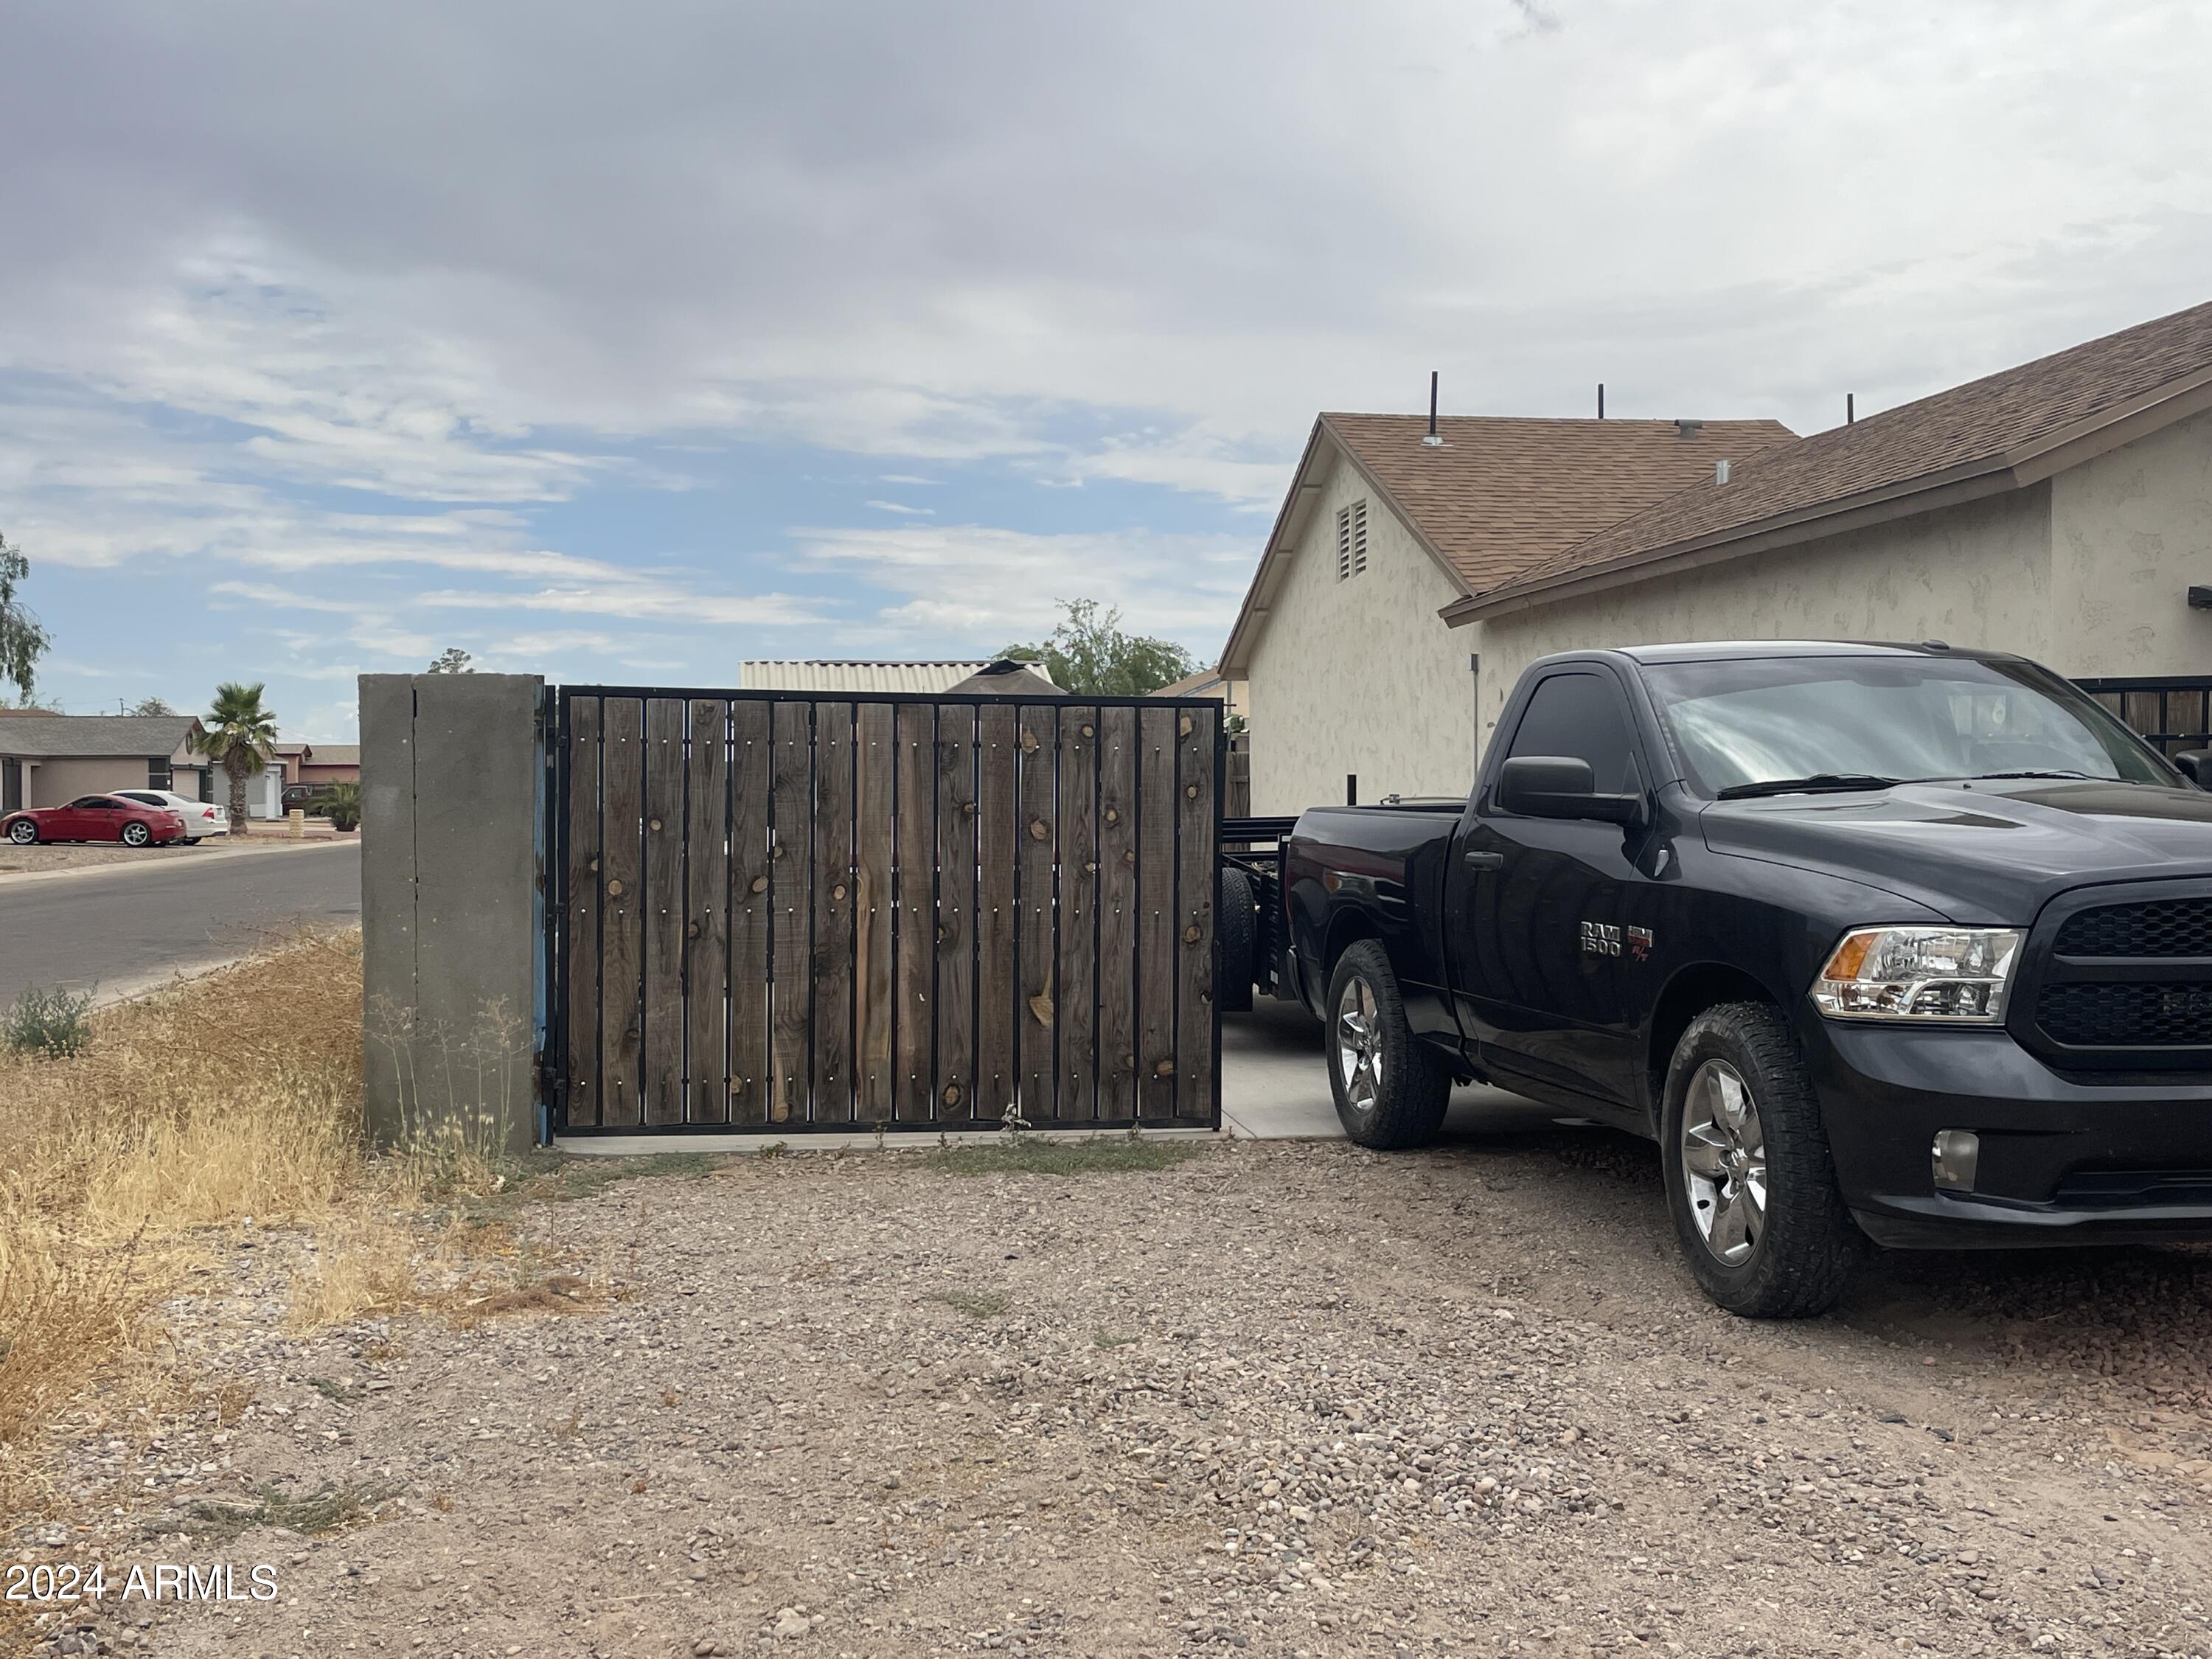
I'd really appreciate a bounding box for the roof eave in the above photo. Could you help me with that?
[1439,459,2016,626]
[1441,364,2212,628]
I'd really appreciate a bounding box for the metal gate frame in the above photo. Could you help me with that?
[2076,675,2212,757]
[544,682,1225,1135]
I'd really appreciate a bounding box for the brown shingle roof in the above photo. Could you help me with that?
[1323,414,1797,597]
[1470,298,2212,613]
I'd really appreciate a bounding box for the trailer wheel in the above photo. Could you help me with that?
[1325,940,1450,1148]
[1217,866,1256,1012]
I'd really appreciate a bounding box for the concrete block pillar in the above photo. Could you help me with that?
[361,673,545,1155]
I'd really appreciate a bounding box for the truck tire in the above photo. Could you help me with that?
[1660,1002,1858,1318]
[1325,939,1450,1149]
[1217,866,1256,1012]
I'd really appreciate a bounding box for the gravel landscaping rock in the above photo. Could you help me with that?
[14,1127,2212,1657]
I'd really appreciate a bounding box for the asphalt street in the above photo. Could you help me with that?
[0,842,362,1009]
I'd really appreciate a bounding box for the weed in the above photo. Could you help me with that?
[1093,1329,1141,1349]
[2,984,94,1060]
[306,1376,365,1404]
[922,1138,1208,1178]
[928,1288,1012,1319]
[184,1479,396,1542]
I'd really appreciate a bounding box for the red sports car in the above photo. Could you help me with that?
[2,793,188,848]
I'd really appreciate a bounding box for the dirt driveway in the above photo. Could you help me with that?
[30,1129,2212,1659]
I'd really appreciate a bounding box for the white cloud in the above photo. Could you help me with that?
[865,498,935,516]
[791,523,1249,653]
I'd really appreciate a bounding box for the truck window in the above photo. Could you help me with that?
[1503,671,1641,793]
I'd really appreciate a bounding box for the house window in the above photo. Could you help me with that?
[149,759,173,791]
[1335,500,1368,580]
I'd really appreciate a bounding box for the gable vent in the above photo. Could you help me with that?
[1336,500,1369,581]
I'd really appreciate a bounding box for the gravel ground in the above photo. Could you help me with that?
[16,1127,2212,1659]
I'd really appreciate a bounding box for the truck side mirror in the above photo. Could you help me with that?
[2174,751,2212,790]
[1495,755,1646,825]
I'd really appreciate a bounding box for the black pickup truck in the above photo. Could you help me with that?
[1279,640,2212,1318]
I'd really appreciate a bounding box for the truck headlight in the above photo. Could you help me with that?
[1812,926,2022,1023]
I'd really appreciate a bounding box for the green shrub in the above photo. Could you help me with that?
[4,984,95,1060]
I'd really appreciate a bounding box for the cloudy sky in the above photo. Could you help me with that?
[3,0,2206,737]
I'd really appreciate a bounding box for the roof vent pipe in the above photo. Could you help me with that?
[1597,382,1606,420]
[1714,459,1732,485]
[1422,371,1444,447]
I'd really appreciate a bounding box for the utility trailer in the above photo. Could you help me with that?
[1217,814,1296,1010]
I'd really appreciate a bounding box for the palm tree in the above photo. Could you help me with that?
[199,682,278,831]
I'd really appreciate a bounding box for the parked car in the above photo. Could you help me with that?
[114,789,229,841]
[3,794,189,848]
[1279,640,2212,1319]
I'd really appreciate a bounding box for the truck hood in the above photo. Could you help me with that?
[1699,779,2212,924]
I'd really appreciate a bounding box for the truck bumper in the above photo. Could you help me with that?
[1801,1015,2212,1248]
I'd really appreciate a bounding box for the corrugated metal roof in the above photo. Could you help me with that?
[740,660,994,693]
[0,714,203,759]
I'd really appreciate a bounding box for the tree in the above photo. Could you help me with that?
[129,696,178,717]
[996,599,1197,698]
[199,683,279,830]
[426,648,475,674]
[0,533,52,702]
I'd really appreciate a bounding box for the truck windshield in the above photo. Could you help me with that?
[1639,655,2175,796]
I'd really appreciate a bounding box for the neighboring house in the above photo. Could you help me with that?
[1220,414,1792,812]
[742,660,999,694]
[0,714,214,813]
[1222,297,2212,814]
[296,744,360,790]
[1151,667,1248,721]
[943,660,1062,697]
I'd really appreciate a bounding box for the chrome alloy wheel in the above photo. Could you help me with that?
[1335,975,1384,1116]
[1681,1058,1767,1265]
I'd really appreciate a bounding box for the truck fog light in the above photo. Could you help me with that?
[1931,1130,1980,1192]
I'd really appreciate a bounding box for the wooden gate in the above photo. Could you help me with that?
[549,686,1222,1133]
[2077,676,2212,759]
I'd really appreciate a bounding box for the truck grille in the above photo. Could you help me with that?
[2055,897,2212,958]
[2039,981,2212,1047]
[2023,884,2212,1065]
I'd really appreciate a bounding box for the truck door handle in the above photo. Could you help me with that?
[1462,849,1504,871]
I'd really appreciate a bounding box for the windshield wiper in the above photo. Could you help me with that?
[1955,769,2098,782]
[1716,772,1900,800]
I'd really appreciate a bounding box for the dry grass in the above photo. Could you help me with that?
[0,933,410,1523]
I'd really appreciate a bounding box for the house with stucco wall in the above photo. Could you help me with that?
[1221,299,2212,815]
[0,713,212,812]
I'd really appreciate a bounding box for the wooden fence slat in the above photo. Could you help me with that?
[974,705,1018,1119]
[935,704,978,1119]
[684,700,730,1123]
[894,704,937,1121]
[811,703,856,1123]
[2123,689,2161,739]
[598,697,644,1125]
[1137,706,1177,1121]
[563,696,602,1127]
[1018,705,1057,1118]
[1175,706,1217,1124]
[1096,706,1138,1120]
[1054,708,1099,1121]
[727,701,772,1122]
[855,703,896,1121]
[769,701,814,1124]
[642,698,686,1124]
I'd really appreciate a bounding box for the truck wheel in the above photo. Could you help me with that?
[1660,1002,1857,1318]
[1326,940,1450,1149]
[1217,866,1256,1013]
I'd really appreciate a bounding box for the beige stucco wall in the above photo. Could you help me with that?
[1243,445,1478,813]
[24,758,156,808]
[2051,405,2212,677]
[1468,483,2057,757]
